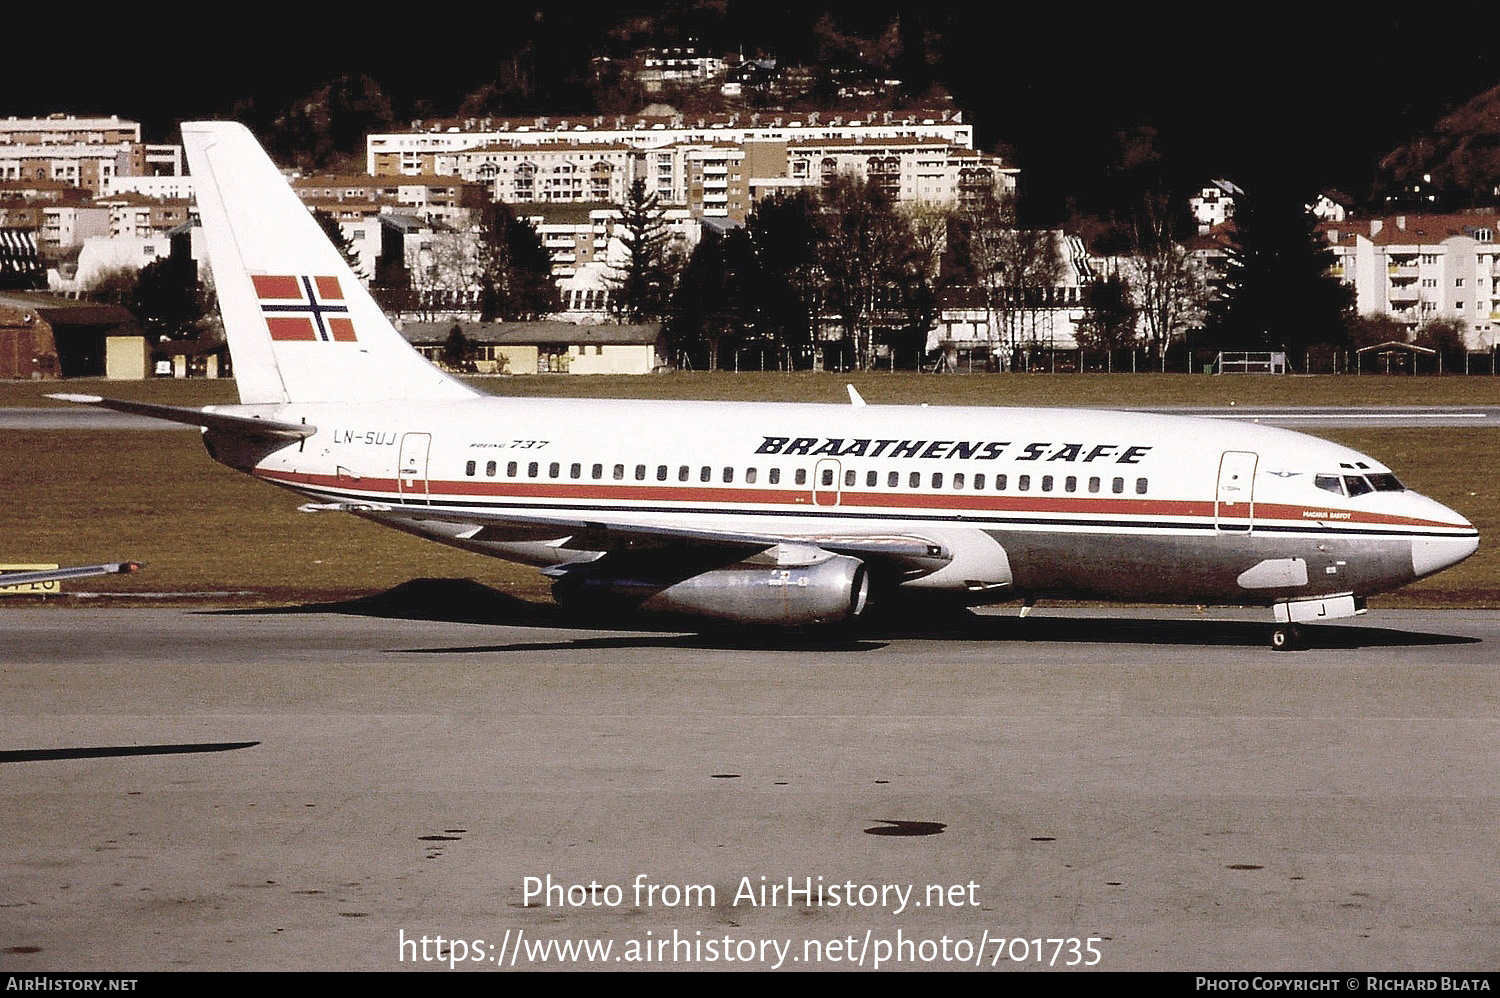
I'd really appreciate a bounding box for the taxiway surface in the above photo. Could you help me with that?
[1,601,1495,971]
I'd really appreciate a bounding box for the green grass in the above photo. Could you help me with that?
[6,370,1500,408]
[2,373,1495,608]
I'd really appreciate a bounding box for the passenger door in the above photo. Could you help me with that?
[1215,450,1257,532]
[398,432,432,504]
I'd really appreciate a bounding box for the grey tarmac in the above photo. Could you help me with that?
[1,598,1495,971]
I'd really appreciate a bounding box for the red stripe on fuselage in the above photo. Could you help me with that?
[252,467,1470,532]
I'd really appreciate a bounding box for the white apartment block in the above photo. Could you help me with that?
[39,203,109,250]
[289,174,481,227]
[368,110,975,175]
[365,109,1003,222]
[104,175,196,200]
[1326,213,1500,349]
[443,141,636,205]
[0,115,182,196]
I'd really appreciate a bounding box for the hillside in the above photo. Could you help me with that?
[1375,85,1500,209]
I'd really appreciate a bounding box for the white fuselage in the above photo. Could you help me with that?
[206,396,1479,611]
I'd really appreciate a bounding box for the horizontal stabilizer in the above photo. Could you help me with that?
[47,394,315,440]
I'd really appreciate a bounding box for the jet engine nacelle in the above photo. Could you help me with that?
[552,553,870,627]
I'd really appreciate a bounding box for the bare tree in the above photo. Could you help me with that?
[816,172,911,369]
[407,231,480,322]
[1126,190,1207,361]
[994,227,1063,359]
[955,191,1062,367]
[956,188,1014,365]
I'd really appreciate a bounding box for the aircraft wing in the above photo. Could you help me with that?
[0,561,141,589]
[308,502,952,577]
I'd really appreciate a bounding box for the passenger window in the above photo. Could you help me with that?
[1135,477,1148,495]
[612,464,624,480]
[570,463,580,479]
[634,464,646,481]
[465,460,476,477]
[1018,475,1030,492]
[528,462,539,478]
[845,469,856,487]
[795,469,807,485]
[974,473,985,489]
[746,468,757,484]
[679,465,689,482]
[549,462,560,478]
[996,474,1007,491]
[1041,475,1053,492]
[656,465,668,481]
[953,473,965,489]
[591,463,602,480]
[700,466,711,483]
[888,471,899,488]
[821,468,834,486]
[866,470,877,487]
[1088,476,1100,494]
[1065,476,1077,493]
[1315,474,1343,495]
[723,467,734,483]
[769,468,781,485]
[909,472,920,488]
[486,461,497,477]
[932,473,943,489]
[508,461,518,477]
[1112,477,1124,494]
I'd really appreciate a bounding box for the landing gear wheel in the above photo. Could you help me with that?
[1269,624,1303,651]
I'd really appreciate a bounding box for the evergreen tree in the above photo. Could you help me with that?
[748,191,824,368]
[314,211,365,281]
[132,255,206,338]
[610,180,675,323]
[666,228,768,370]
[475,202,559,322]
[1203,179,1352,358]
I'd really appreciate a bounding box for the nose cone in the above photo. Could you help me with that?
[1409,497,1479,579]
[1412,533,1480,579]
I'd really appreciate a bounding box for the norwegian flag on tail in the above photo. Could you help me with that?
[252,275,356,342]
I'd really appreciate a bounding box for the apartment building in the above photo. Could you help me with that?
[289,174,484,227]
[375,110,1011,228]
[367,109,975,175]
[0,115,182,196]
[443,141,637,205]
[96,192,192,239]
[1326,212,1500,349]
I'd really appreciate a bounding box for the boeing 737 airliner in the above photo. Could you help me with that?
[55,122,1479,648]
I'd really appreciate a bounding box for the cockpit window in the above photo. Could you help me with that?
[1318,470,1404,497]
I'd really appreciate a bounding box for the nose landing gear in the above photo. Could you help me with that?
[1269,623,1305,651]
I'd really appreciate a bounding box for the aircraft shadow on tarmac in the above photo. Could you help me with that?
[210,578,1478,654]
[0,742,260,764]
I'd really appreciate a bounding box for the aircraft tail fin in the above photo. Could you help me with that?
[181,121,476,405]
